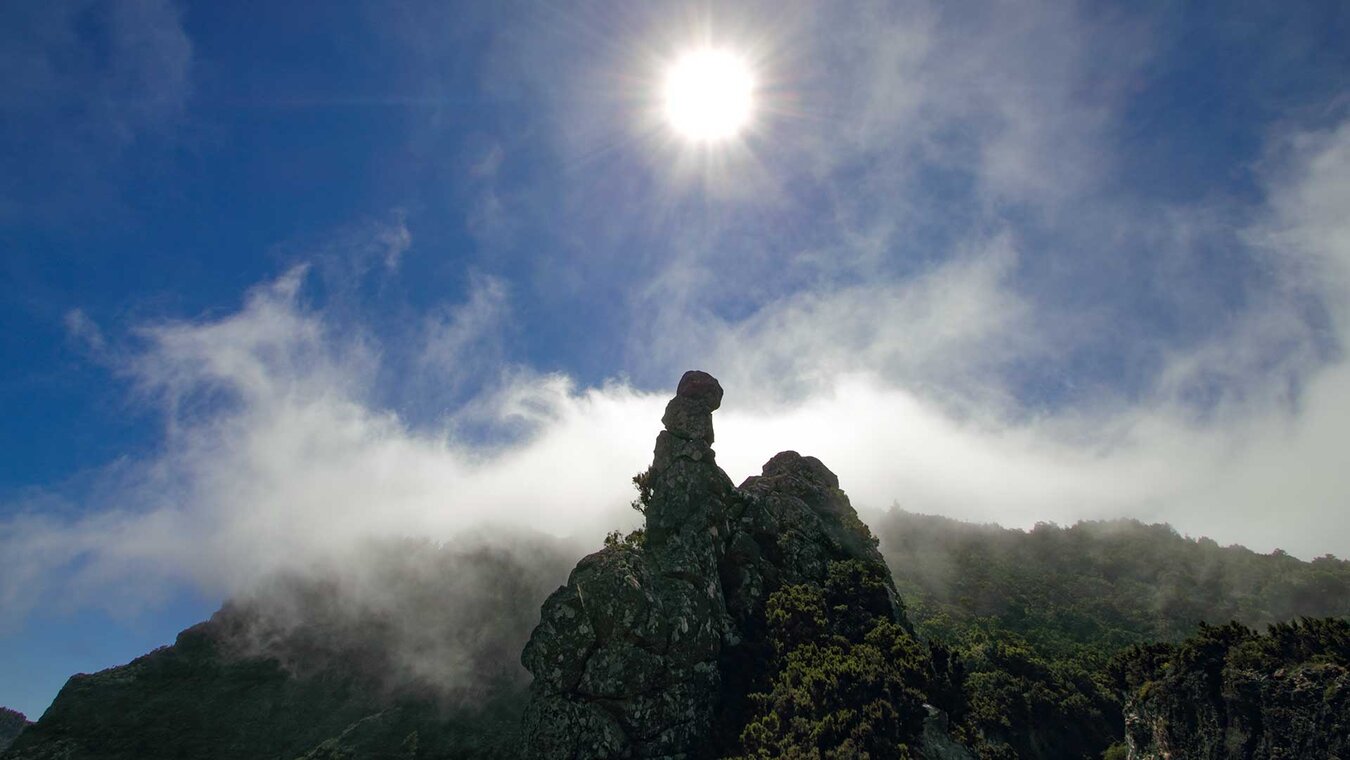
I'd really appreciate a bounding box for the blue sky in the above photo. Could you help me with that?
[2,0,1348,720]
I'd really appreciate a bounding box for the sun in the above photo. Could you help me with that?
[662,49,755,142]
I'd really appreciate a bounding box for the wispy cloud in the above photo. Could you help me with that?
[637,233,1036,410]
[0,0,192,221]
[8,111,1350,634]
[63,309,108,356]
[2,263,666,626]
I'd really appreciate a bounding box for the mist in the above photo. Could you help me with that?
[215,534,580,705]
[5,113,1350,633]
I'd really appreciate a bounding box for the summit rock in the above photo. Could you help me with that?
[660,370,722,444]
[519,372,945,758]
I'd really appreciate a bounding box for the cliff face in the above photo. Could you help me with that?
[1116,619,1350,760]
[519,371,942,758]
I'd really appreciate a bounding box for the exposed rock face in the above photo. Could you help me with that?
[520,371,910,758]
[1118,619,1350,760]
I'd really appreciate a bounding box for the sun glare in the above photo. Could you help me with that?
[662,49,755,142]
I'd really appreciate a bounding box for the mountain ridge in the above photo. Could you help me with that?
[5,372,1348,759]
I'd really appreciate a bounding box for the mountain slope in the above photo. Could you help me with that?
[874,510,1350,758]
[877,510,1350,659]
[2,539,574,760]
[0,710,27,753]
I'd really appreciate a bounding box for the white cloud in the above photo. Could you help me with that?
[0,1,192,139]
[705,235,1035,406]
[415,272,511,399]
[1261,119,1350,315]
[5,3,1350,649]
[0,269,659,625]
[8,117,1350,630]
[637,116,1350,562]
[0,0,193,222]
[63,309,108,355]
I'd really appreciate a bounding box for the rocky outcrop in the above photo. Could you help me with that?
[1117,619,1350,760]
[4,371,965,760]
[520,371,920,758]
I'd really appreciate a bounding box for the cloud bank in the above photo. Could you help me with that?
[5,112,1349,634]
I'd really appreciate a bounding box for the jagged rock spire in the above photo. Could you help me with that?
[661,369,723,443]
[645,370,733,548]
[519,371,910,759]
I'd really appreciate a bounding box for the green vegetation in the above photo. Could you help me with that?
[876,511,1350,659]
[873,510,1350,758]
[1112,618,1350,757]
[602,527,645,550]
[631,469,654,515]
[1114,617,1350,701]
[736,561,933,759]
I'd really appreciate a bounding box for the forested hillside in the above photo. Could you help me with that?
[1115,618,1349,758]
[874,511,1350,758]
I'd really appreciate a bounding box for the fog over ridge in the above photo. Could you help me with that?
[4,111,1350,635]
